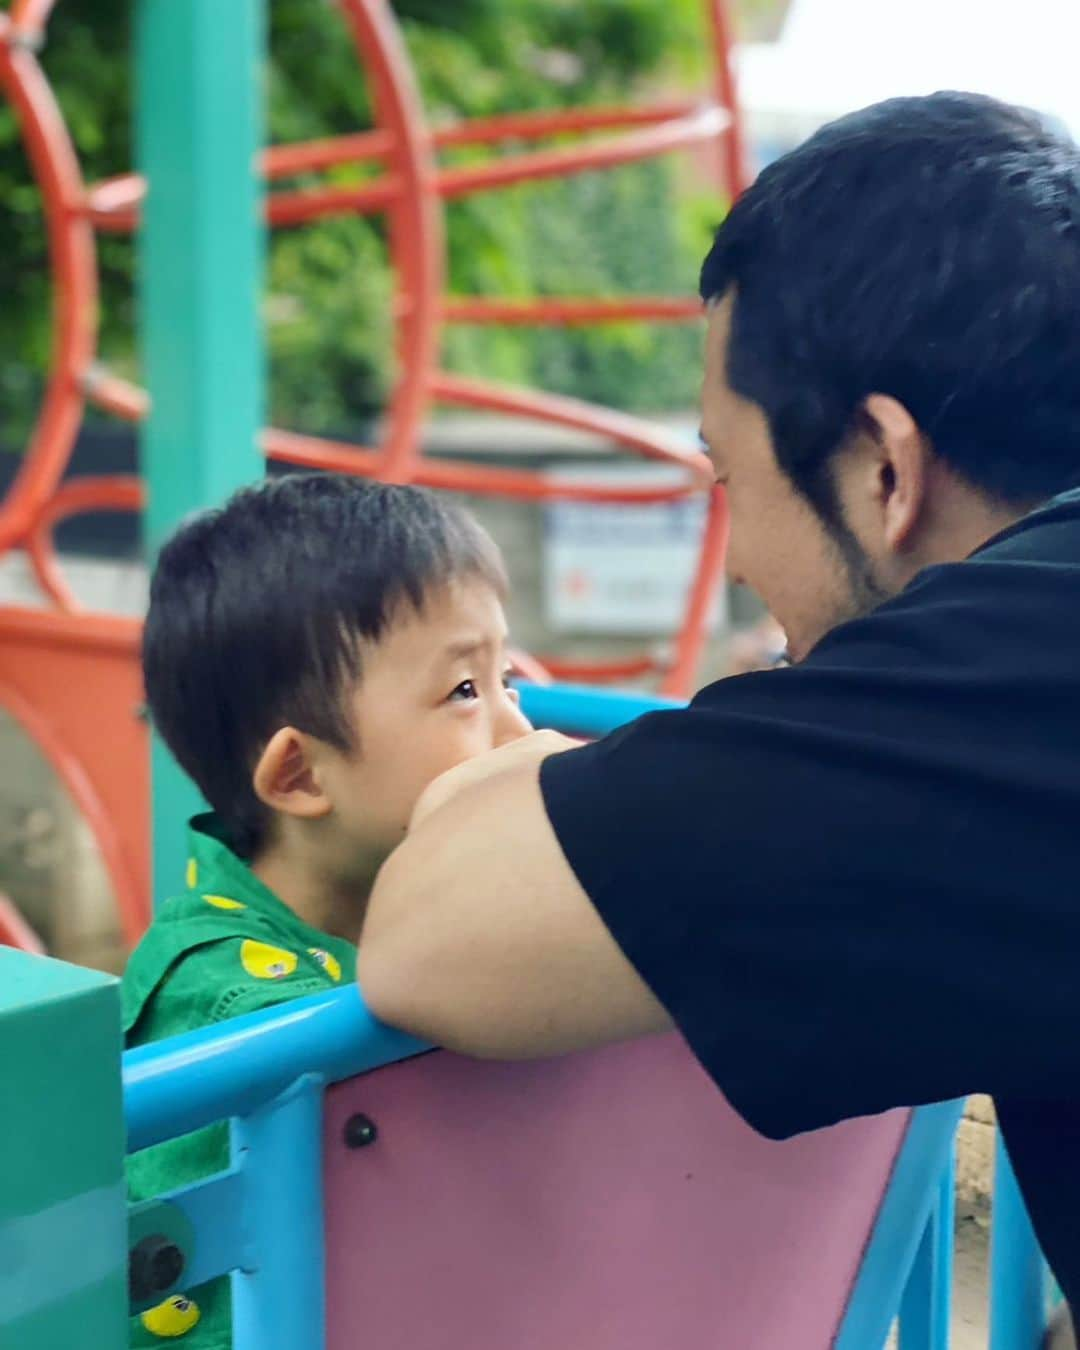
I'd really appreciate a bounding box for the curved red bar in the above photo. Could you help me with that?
[0,609,149,946]
[437,106,730,200]
[0,893,46,956]
[9,0,58,42]
[26,475,144,613]
[264,428,703,505]
[429,372,714,487]
[536,655,660,683]
[442,296,703,326]
[337,0,444,484]
[0,16,96,553]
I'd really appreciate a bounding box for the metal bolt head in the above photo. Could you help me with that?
[129,1232,186,1303]
[344,1112,378,1149]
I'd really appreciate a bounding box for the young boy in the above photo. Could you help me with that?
[125,474,530,1348]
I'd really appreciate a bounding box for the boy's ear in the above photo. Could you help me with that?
[252,727,333,820]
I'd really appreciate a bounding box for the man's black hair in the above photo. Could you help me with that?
[700,91,1080,519]
[143,474,507,859]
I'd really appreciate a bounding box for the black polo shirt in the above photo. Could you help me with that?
[540,488,1080,1304]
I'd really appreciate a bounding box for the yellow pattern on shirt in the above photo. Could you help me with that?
[141,1294,200,1338]
[203,894,246,911]
[239,939,298,980]
[308,947,342,981]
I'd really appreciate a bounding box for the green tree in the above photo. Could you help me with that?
[1,0,725,447]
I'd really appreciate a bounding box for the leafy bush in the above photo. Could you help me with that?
[1,0,726,446]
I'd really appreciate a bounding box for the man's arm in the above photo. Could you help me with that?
[357,750,671,1057]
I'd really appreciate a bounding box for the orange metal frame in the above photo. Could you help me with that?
[0,0,747,940]
[0,892,45,954]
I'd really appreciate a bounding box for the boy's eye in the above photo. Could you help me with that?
[449,679,479,702]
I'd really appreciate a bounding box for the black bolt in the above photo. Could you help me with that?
[343,1112,378,1149]
[129,1233,186,1303]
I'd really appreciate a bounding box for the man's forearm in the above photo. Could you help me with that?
[357,760,671,1057]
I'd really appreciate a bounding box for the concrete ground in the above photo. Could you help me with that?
[953,1205,993,1350]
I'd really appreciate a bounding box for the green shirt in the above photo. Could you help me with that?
[123,815,357,1349]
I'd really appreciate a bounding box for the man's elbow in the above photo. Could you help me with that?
[356,935,415,1037]
[356,848,488,1053]
[356,847,429,1033]
[357,935,507,1057]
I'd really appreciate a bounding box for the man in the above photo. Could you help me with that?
[358,92,1080,1309]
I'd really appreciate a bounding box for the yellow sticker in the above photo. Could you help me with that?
[240,939,298,981]
[203,894,246,911]
[140,1293,200,1338]
[185,858,198,890]
[309,947,342,982]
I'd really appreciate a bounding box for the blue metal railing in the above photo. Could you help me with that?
[990,1133,1049,1349]
[517,680,684,736]
[125,985,426,1152]
[122,998,1052,1350]
[124,988,428,1350]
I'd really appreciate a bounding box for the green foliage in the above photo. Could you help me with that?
[1,0,723,447]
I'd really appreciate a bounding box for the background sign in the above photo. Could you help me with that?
[544,467,725,635]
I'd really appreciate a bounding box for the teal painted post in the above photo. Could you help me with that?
[0,951,126,1349]
[136,0,266,902]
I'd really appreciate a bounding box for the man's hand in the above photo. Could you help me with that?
[409,729,582,832]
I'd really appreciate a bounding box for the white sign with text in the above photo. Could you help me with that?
[544,466,724,636]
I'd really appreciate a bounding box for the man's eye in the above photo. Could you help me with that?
[449,679,479,702]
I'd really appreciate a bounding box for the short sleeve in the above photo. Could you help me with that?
[126,939,332,1216]
[135,937,332,1040]
[539,629,1080,1140]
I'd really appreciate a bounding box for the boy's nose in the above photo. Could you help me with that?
[495,694,533,746]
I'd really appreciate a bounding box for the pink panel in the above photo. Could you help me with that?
[323,1035,908,1350]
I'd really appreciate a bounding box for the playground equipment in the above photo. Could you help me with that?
[0,1,1053,1345]
[0,949,126,1345]
[0,0,740,694]
[0,0,743,936]
[4,938,969,1350]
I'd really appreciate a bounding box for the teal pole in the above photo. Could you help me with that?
[136,0,266,903]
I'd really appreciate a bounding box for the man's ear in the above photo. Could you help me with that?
[861,393,932,551]
[252,727,333,820]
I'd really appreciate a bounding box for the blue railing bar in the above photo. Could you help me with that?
[124,985,428,1153]
[835,1099,965,1350]
[232,1076,325,1350]
[518,681,684,737]
[134,1166,251,1298]
[989,1131,1046,1350]
[898,1141,955,1350]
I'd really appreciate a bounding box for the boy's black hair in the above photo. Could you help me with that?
[143,474,507,859]
[700,91,1080,522]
